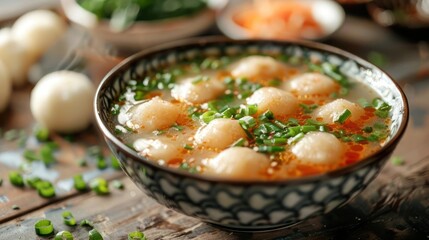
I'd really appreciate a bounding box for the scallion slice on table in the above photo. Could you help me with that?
[112,180,124,190]
[80,219,94,228]
[36,180,56,198]
[128,231,147,240]
[55,230,74,240]
[90,178,110,195]
[9,171,24,187]
[34,127,50,142]
[62,211,76,226]
[35,219,54,236]
[89,229,104,240]
[73,174,87,191]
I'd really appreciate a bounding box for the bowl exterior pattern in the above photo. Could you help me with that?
[107,138,387,230]
[96,40,407,230]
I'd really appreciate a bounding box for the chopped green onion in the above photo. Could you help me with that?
[62,211,76,226]
[128,231,147,240]
[36,180,55,198]
[231,138,247,147]
[391,156,405,166]
[12,204,20,210]
[352,134,367,142]
[299,104,318,114]
[373,122,388,130]
[153,130,166,136]
[335,109,352,124]
[305,119,325,126]
[73,174,87,191]
[263,138,287,145]
[111,156,121,170]
[27,177,42,189]
[34,127,49,142]
[80,219,94,228]
[273,120,287,129]
[111,103,120,115]
[96,156,108,170]
[200,111,220,124]
[357,98,372,108]
[268,79,281,86]
[89,229,104,240]
[287,132,305,144]
[363,126,373,133]
[40,144,55,165]
[301,125,317,133]
[238,116,256,130]
[171,123,184,131]
[259,110,274,121]
[23,149,39,161]
[55,230,74,240]
[372,98,391,118]
[9,171,24,187]
[183,144,194,150]
[35,219,54,236]
[112,180,124,190]
[90,178,109,195]
[287,118,300,126]
[191,75,209,84]
[257,145,285,153]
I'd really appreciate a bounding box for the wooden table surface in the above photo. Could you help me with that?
[1,13,429,240]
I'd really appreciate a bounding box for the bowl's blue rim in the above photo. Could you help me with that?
[94,36,409,186]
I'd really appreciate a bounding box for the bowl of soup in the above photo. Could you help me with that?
[94,38,408,231]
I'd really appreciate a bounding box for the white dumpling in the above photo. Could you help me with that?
[0,28,32,87]
[129,97,180,132]
[30,71,95,133]
[313,99,364,124]
[206,147,270,180]
[0,61,11,112]
[229,56,285,80]
[283,73,339,96]
[12,10,66,60]
[134,138,182,162]
[292,132,345,165]
[247,87,299,117]
[171,74,225,104]
[195,118,247,150]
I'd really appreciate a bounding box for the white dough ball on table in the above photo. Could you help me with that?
[0,61,11,112]
[206,147,270,180]
[129,97,180,132]
[195,118,247,150]
[291,132,345,165]
[12,10,66,60]
[171,74,225,104]
[283,73,339,96]
[312,99,365,124]
[229,56,286,80]
[0,28,32,87]
[246,87,299,117]
[30,71,95,133]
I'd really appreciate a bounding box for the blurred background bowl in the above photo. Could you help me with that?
[61,0,216,54]
[216,0,345,41]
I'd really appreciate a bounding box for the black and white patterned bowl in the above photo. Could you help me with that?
[94,38,409,232]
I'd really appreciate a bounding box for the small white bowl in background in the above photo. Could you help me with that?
[217,0,345,41]
[60,0,216,53]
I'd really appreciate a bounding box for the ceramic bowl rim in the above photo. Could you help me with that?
[94,37,409,186]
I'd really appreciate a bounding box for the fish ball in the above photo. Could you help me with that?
[129,97,180,132]
[195,118,247,150]
[292,132,345,164]
[313,99,364,124]
[247,87,299,117]
[206,147,270,180]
